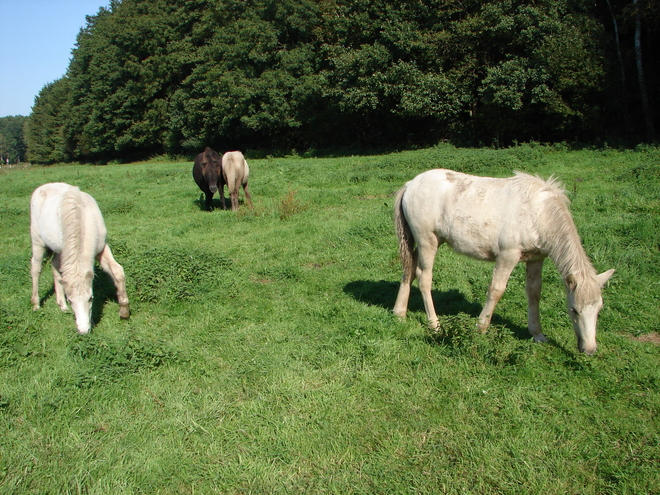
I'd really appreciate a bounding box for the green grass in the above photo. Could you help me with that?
[0,143,658,493]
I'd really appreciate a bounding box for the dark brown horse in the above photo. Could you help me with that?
[192,147,223,210]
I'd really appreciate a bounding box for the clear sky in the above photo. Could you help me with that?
[0,0,109,118]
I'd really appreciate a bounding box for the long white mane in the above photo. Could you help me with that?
[59,188,93,292]
[514,172,601,305]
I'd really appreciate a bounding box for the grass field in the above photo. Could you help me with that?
[0,144,658,493]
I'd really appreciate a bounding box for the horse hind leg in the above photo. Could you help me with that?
[97,245,130,319]
[416,239,440,330]
[243,181,253,209]
[393,247,418,320]
[477,253,518,333]
[230,179,240,211]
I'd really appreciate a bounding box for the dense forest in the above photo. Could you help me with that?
[12,0,660,163]
[0,116,27,165]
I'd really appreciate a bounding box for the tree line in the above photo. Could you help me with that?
[0,116,27,165]
[16,0,660,164]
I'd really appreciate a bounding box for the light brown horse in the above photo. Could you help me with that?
[30,183,130,333]
[393,169,614,354]
[221,151,253,211]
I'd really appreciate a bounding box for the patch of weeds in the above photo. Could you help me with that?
[278,188,307,220]
[104,199,137,215]
[0,305,26,367]
[429,313,528,366]
[0,207,26,219]
[617,163,660,197]
[105,238,129,258]
[349,173,369,184]
[65,332,182,388]
[0,255,29,282]
[379,172,400,182]
[129,248,236,303]
[257,264,301,281]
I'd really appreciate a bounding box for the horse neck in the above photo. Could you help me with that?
[59,192,91,281]
[542,201,599,301]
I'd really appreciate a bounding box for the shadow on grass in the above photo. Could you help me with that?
[343,279,530,340]
[35,267,125,330]
[91,268,123,327]
[193,194,229,211]
[343,279,583,357]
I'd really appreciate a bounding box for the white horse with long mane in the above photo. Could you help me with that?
[393,169,614,355]
[30,183,130,334]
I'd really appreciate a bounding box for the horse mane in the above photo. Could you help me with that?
[513,172,601,304]
[59,188,91,291]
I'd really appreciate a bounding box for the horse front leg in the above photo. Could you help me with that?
[97,245,130,320]
[30,244,46,310]
[204,191,214,211]
[51,253,69,312]
[219,180,227,210]
[478,253,518,333]
[526,259,547,342]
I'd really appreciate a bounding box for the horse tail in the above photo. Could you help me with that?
[394,185,415,277]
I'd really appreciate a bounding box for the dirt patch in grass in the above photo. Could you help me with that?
[631,332,660,345]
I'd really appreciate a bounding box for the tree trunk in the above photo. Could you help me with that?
[633,0,657,141]
[606,0,632,134]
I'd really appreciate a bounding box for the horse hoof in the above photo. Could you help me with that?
[533,334,548,343]
[119,307,131,319]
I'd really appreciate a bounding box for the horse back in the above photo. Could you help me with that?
[31,183,106,255]
[222,151,249,188]
[402,169,551,260]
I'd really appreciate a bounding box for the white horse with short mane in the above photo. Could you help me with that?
[30,182,130,334]
[393,169,614,355]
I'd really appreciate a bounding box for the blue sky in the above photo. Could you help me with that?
[0,0,108,118]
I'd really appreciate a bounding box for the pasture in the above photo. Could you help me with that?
[0,144,658,493]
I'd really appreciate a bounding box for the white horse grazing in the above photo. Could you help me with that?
[221,151,253,211]
[30,183,130,334]
[393,169,614,355]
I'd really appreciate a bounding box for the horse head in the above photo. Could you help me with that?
[202,147,221,194]
[565,269,615,355]
[61,270,95,334]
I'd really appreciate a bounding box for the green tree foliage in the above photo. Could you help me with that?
[23,0,660,162]
[0,116,27,164]
[24,78,72,164]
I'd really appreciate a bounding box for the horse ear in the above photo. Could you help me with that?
[566,274,577,292]
[597,269,615,288]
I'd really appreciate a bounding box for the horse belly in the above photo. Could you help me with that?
[443,223,499,261]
